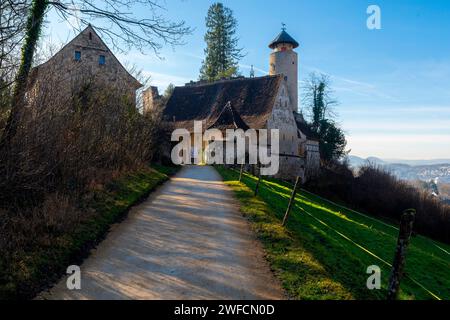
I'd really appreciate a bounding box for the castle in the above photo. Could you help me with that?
[26,25,320,180]
[145,28,320,180]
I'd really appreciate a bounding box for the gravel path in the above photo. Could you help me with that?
[40,165,284,300]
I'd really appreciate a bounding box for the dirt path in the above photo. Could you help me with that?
[40,166,284,300]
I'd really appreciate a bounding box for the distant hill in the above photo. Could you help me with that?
[346,155,450,183]
[347,155,450,167]
[384,159,450,166]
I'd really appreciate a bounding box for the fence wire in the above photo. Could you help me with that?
[231,167,444,300]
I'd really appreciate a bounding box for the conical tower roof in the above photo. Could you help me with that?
[268,29,299,49]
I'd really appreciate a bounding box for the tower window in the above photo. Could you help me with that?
[89,32,92,40]
[74,51,81,61]
[99,55,106,65]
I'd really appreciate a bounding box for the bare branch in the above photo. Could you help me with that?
[48,0,192,55]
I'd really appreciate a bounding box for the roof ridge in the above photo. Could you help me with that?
[182,74,282,89]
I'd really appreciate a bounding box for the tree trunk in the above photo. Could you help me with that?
[387,209,415,300]
[238,163,244,182]
[282,176,301,226]
[254,164,262,196]
[0,0,48,149]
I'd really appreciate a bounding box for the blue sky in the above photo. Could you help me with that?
[43,0,450,160]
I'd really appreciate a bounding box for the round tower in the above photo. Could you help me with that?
[269,27,299,113]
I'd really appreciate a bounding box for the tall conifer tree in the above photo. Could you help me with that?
[199,3,243,81]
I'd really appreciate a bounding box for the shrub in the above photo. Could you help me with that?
[306,162,450,244]
[0,75,172,297]
[0,76,169,207]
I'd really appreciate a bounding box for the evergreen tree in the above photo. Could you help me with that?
[163,83,175,99]
[317,119,347,162]
[199,3,243,81]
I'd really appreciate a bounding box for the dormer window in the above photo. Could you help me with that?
[99,55,105,65]
[74,51,81,61]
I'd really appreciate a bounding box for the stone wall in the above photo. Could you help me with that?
[305,140,320,178]
[143,86,161,114]
[266,81,304,180]
[27,26,141,107]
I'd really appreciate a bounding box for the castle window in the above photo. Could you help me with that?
[74,51,81,61]
[99,55,106,65]
[89,32,92,40]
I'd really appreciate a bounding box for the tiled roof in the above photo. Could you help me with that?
[163,75,283,131]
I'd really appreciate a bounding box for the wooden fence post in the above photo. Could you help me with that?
[387,208,416,300]
[239,163,244,182]
[282,176,301,226]
[254,165,262,196]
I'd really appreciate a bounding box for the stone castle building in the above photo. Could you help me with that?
[145,28,320,180]
[27,25,142,106]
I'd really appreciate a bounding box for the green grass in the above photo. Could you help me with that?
[0,165,177,300]
[216,166,450,300]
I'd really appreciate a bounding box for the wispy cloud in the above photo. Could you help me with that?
[301,65,398,101]
[142,71,191,90]
[177,53,270,76]
[180,52,204,61]
[239,63,269,76]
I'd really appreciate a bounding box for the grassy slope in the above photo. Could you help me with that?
[1,165,177,300]
[216,166,450,300]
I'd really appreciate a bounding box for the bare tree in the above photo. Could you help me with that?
[302,72,347,163]
[0,0,192,152]
[302,72,338,130]
[49,0,192,54]
[0,0,30,93]
[34,36,65,66]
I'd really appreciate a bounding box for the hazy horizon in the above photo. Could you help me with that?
[349,154,450,162]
